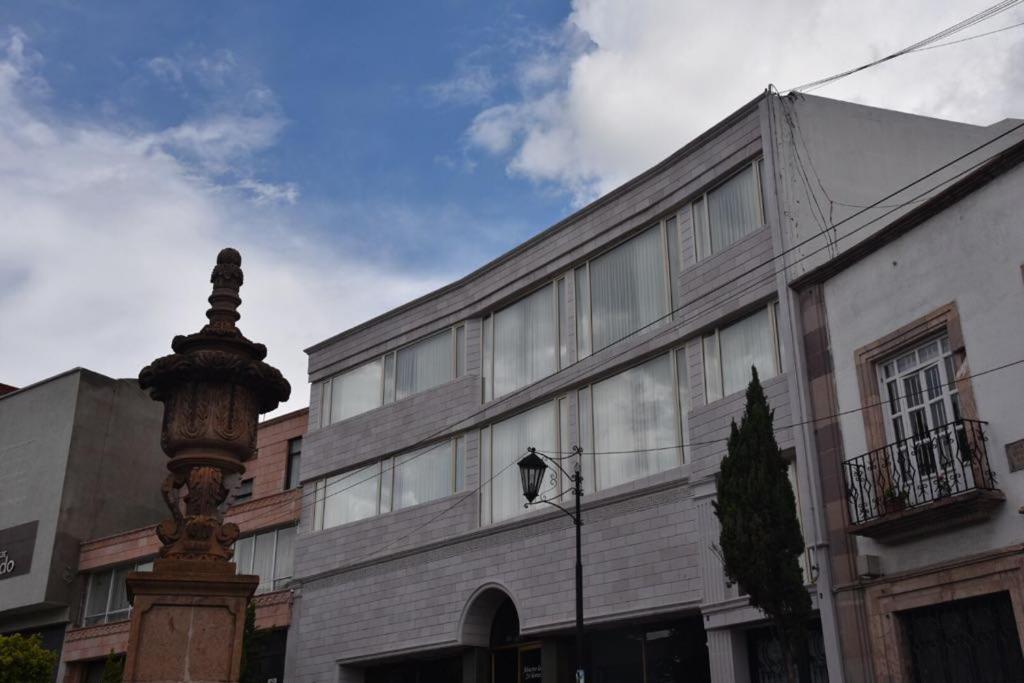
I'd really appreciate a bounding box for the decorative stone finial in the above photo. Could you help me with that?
[139,248,290,563]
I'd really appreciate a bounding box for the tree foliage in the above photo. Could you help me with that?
[240,601,268,683]
[712,368,811,680]
[0,633,57,683]
[101,650,125,683]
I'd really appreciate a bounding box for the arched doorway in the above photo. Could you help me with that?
[489,596,541,683]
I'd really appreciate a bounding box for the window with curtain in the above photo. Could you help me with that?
[484,285,560,400]
[391,438,465,511]
[482,403,557,524]
[703,305,779,402]
[577,222,673,360]
[329,360,383,423]
[233,526,296,593]
[286,437,302,490]
[82,559,153,625]
[693,159,764,261]
[316,462,382,529]
[320,325,466,427]
[588,353,685,490]
[311,437,465,529]
[396,330,454,400]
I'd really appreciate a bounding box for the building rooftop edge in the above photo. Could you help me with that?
[303,90,768,355]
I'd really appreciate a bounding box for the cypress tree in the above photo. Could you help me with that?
[712,367,811,682]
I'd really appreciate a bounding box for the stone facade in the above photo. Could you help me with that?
[293,92,1024,683]
[59,407,308,682]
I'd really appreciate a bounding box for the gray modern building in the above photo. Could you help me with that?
[0,368,166,680]
[288,91,1022,683]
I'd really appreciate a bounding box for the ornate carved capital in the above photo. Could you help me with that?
[140,248,290,563]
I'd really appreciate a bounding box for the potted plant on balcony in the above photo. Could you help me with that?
[882,486,910,514]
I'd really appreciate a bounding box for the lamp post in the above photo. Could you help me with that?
[517,446,586,683]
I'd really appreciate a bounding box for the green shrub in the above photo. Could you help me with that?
[0,633,57,683]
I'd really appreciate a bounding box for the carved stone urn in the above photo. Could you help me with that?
[138,247,290,562]
[123,248,290,683]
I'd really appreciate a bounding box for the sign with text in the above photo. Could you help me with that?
[0,520,37,580]
[521,647,542,682]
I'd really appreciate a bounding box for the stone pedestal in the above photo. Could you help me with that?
[123,559,259,683]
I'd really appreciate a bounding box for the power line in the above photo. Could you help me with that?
[786,0,1024,93]
[912,18,1024,51]
[233,113,1024,534]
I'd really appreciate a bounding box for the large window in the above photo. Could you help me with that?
[320,325,466,427]
[576,222,675,359]
[483,284,564,400]
[234,526,295,593]
[83,559,153,625]
[312,437,466,531]
[480,402,562,524]
[692,159,764,261]
[703,304,780,403]
[579,350,689,491]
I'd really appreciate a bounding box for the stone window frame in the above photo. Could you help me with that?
[853,301,979,456]
[865,549,1024,682]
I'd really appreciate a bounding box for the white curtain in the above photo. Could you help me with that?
[592,354,679,489]
[234,535,254,574]
[589,227,667,351]
[708,164,760,254]
[493,286,557,398]
[273,526,295,587]
[490,403,556,522]
[393,441,452,510]
[85,571,112,622]
[720,307,776,397]
[693,197,710,261]
[330,360,382,422]
[323,463,380,528]
[396,330,452,400]
[252,531,276,592]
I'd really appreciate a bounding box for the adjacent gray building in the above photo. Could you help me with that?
[287,91,1021,683]
[0,368,166,680]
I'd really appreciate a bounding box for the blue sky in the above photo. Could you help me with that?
[2,1,575,273]
[1,1,1021,412]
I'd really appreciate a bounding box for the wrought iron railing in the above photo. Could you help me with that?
[843,419,995,525]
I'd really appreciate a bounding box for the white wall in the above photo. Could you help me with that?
[773,93,1024,282]
[823,162,1024,573]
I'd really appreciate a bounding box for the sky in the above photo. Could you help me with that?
[1,0,1022,414]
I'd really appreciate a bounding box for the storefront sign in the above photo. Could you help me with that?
[521,647,542,682]
[0,520,37,580]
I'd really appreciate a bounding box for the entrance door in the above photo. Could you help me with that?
[492,643,542,683]
[902,591,1024,683]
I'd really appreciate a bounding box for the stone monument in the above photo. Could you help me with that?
[123,248,290,682]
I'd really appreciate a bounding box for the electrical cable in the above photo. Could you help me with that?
[786,0,1024,93]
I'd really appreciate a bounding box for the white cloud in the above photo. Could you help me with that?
[466,0,1024,204]
[0,32,443,414]
[426,62,497,106]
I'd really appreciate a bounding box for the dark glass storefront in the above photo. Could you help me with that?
[587,616,710,683]
[365,599,710,683]
[747,622,828,683]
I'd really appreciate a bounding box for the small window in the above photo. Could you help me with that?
[576,223,671,360]
[234,478,254,502]
[702,304,780,403]
[82,560,152,625]
[234,526,296,593]
[285,437,302,490]
[311,436,465,530]
[320,326,467,427]
[693,159,764,261]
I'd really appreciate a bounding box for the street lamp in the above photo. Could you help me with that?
[517,446,586,683]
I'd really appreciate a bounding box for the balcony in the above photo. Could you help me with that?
[842,419,1004,541]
